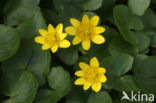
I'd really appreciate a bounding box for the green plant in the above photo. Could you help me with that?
[0,0,156,103]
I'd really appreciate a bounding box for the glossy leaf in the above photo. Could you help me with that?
[0,25,20,62]
[101,53,134,76]
[128,0,150,16]
[1,40,51,86]
[87,91,112,103]
[34,66,71,103]
[114,5,144,45]
[134,56,156,95]
[2,71,38,103]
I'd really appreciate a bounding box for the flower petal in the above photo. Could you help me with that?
[83,82,91,90]
[82,40,91,50]
[48,24,55,34]
[90,57,99,67]
[42,44,51,50]
[82,15,90,24]
[59,33,67,40]
[72,36,82,45]
[70,18,81,28]
[56,23,63,34]
[75,78,85,85]
[79,62,89,70]
[99,75,107,82]
[75,70,84,77]
[99,67,106,73]
[92,34,105,44]
[91,16,99,26]
[65,26,77,35]
[59,40,70,48]
[39,29,48,36]
[91,83,102,92]
[95,27,105,34]
[35,36,45,44]
[51,44,58,53]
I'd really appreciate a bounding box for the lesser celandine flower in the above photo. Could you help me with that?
[35,24,70,53]
[65,15,105,50]
[74,57,107,92]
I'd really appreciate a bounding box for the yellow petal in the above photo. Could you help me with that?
[95,27,105,34]
[75,70,84,77]
[65,26,77,35]
[79,62,89,70]
[72,36,82,45]
[82,40,91,50]
[51,44,58,53]
[75,78,85,85]
[70,18,81,28]
[48,24,55,34]
[83,82,91,90]
[91,16,99,26]
[59,40,70,48]
[59,33,67,40]
[82,15,90,24]
[56,23,63,34]
[39,29,48,36]
[42,44,51,50]
[99,75,107,82]
[34,36,45,44]
[90,57,99,67]
[91,83,102,92]
[91,34,105,44]
[99,67,106,73]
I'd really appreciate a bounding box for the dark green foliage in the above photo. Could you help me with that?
[0,0,156,103]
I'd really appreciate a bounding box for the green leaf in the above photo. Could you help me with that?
[4,4,39,26]
[87,91,112,103]
[52,0,83,25]
[101,53,134,76]
[133,54,148,68]
[128,0,150,16]
[108,75,141,92]
[140,9,156,30]
[134,55,156,95]
[34,66,71,103]
[3,0,40,13]
[134,32,150,51]
[34,89,63,103]
[114,5,144,45]
[57,47,79,66]
[96,0,116,19]
[0,25,20,62]
[1,39,51,86]
[108,35,138,55]
[65,85,88,103]
[16,9,46,39]
[83,0,103,11]
[2,71,38,103]
[86,44,111,60]
[48,66,71,94]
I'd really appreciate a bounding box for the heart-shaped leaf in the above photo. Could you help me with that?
[114,5,144,45]
[1,39,51,86]
[128,0,150,16]
[0,25,20,62]
[134,56,156,95]
[2,71,38,103]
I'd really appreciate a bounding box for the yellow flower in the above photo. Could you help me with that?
[65,15,105,50]
[74,57,107,92]
[35,24,70,53]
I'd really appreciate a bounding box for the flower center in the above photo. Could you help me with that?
[77,24,95,40]
[84,67,100,83]
[45,33,60,46]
